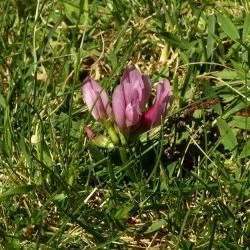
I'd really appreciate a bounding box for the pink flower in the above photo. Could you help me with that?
[82,77,112,121]
[112,66,173,134]
[112,66,151,132]
[82,66,173,141]
[140,79,173,131]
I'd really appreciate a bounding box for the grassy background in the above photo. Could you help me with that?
[0,0,250,249]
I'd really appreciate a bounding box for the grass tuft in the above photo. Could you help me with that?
[0,0,250,248]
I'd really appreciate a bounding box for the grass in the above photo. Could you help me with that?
[0,0,250,249]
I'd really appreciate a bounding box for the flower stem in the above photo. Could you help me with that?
[119,147,128,163]
[119,146,136,182]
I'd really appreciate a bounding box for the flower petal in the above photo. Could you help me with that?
[82,77,111,121]
[121,66,151,109]
[142,79,173,130]
[125,102,141,127]
[113,66,149,132]
[112,84,126,131]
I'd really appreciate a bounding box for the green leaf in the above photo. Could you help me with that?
[230,60,246,79]
[222,100,246,119]
[202,81,222,115]
[213,70,238,80]
[0,185,36,202]
[183,240,194,250]
[63,0,88,26]
[144,218,167,234]
[114,204,134,221]
[231,116,250,130]
[0,94,7,109]
[87,144,107,163]
[207,14,216,59]
[240,141,250,158]
[161,32,190,50]
[19,134,32,168]
[243,14,250,42]
[107,18,131,70]
[4,107,12,155]
[91,134,114,149]
[217,13,240,40]
[52,193,67,201]
[217,118,237,151]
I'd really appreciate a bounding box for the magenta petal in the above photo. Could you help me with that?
[125,101,141,127]
[82,77,111,121]
[141,74,151,108]
[113,67,148,132]
[121,66,151,109]
[113,66,174,135]
[142,79,173,130]
[112,84,126,132]
[125,103,136,127]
